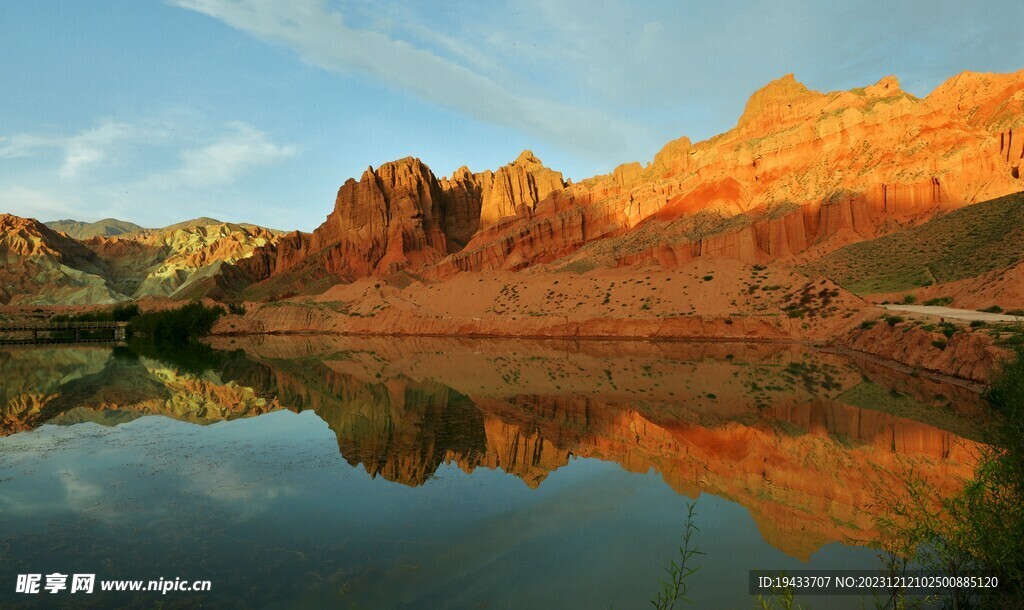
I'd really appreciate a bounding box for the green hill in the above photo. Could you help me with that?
[803,192,1024,294]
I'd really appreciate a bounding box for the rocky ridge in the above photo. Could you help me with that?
[228,69,1023,296]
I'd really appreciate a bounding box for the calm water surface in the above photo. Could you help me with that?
[0,337,987,608]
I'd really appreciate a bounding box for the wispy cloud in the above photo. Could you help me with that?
[0,119,295,224]
[0,120,165,179]
[59,121,154,178]
[170,0,643,158]
[0,133,58,158]
[149,122,297,189]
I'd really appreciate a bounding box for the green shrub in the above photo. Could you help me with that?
[886,315,904,327]
[931,339,947,350]
[924,296,953,306]
[51,302,140,324]
[860,319,877,329]
[128,302,225,344]
[227,302,247,316]
[902,294,917,304]
[981,305,1004,313]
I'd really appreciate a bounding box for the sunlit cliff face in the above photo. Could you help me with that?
[1,337,987,559]
[234,70,1024,292]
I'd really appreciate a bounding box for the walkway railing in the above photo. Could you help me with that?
[0,321,128,344]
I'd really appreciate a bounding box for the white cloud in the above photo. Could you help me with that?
[60,121,149,178]
[146,122,296,189]
[0,133,59,158]
[0,120,163,179]
[170,0,643,158]
[0,120,295,224]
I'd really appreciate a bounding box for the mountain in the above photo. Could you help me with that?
[0,214,123,305]
[228,151,568,299]
[231,69,1023,297]
[0,215,280,304]
[83,219,280,299]
[3,68,1023,316]
[46,218,145,239]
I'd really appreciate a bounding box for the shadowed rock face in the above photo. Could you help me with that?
[2,337,987,560]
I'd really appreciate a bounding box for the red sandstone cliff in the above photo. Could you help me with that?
[226,69,1022,294]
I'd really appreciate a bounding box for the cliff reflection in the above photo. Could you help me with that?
[0,337,988,559]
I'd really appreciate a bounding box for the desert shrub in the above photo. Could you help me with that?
[902,294,917,304]
[886,315,904,327]
[981,305,1004,313]
[227,302,247,316]
[924,296,953,306]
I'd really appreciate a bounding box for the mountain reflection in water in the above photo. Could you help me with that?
[0,337,987,608]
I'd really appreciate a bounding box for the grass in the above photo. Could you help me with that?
[802,192,1024,294]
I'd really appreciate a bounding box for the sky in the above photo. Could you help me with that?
[1,1,1021,232]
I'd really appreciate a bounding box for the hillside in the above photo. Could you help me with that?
[46,218,146,239]
[803,192,1024,294]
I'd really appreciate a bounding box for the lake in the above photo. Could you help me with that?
[0,337,988,608]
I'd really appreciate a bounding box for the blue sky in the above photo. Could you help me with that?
[1,1,1021,231]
